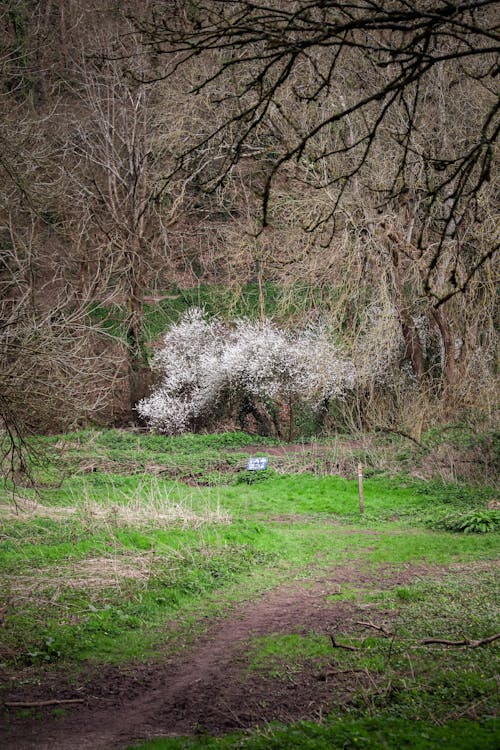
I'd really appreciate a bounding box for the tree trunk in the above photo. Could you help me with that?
[390,246,425,382]
[400,310,425,382]
[431,307,455,388]
[287,395,295,442]
[125,288,146,417]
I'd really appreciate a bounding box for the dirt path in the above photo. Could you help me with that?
[0,563,430,750]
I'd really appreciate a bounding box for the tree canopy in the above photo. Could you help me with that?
[138,0,499,305]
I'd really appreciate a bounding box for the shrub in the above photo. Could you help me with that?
[137,309,355,435]
[430,510,500,534]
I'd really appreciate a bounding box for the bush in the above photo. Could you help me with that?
[138,309,355,436]
[234,469,277,485]
[430,510,500,534]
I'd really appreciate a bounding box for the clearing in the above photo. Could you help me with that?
[0,429,499,749]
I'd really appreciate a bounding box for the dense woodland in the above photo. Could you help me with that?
[1,1,498,455]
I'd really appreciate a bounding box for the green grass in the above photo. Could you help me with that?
[239,568,499,723]
[2,538,274,665]
[246,633,333,677]
[1,430,498,668]
[15,428,278,488]
[1,428,498,748]
[126,716,500,749]
[2,501,496,668]
[212,473,495,520]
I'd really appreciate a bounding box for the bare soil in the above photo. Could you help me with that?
[0,562,434,750]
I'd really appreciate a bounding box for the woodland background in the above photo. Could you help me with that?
[1,0,498,460]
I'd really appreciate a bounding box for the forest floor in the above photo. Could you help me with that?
[0,429,498,749]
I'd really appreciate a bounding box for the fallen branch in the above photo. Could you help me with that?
[420,633,500,648]
[329,634,358,651]
[4,698,84,708]
[356,620,395,638]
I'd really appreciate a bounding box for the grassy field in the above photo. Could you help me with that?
[0,429,498,749]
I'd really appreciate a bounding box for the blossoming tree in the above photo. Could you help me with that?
[138,308,355,437]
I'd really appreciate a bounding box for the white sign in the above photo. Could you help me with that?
[246,457,269,471]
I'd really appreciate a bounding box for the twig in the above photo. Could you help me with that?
[443,695,490,723]
[375,427,424,449]
[356,620,395,638]
[356,620,398,666]
[329,633,358,651]
[4,699,84,708]
[385,633,397,665]
[420,633,500,648]
[211,700,249,727]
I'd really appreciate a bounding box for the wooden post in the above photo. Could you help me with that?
[358,463,364,514]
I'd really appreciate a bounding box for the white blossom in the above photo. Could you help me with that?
[137,308,356,434]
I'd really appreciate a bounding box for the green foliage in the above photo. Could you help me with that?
[392,476,497,508]
[89,281,335,357]
[246,633,332,677]
[394,585,425,602]
[429,510,500,534]
[234,469,276,485]
[142,283,282,339]
[419,426,500,482]
[350,569,500,721]
[93,428,275,453]
[422,425,499,452]
[15,428,278,488]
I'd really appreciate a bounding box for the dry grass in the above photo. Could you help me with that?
[0,476,231,529]
[0,478,232,608]
[75,497,230,530]
[256,437,392,478]
[0,498,75,520]
[7,552,158,599]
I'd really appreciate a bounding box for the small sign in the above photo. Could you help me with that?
[246,457,269,471]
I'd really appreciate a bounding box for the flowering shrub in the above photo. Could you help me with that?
[137,308,355,435]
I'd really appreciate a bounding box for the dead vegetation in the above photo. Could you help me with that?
[0,1,498,463]
[8,553,159,596]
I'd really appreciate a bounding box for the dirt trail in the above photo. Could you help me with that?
[1,563,428,750]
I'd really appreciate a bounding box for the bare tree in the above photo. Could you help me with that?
[60,25,188,412]
[0,11,126,484]
[137,0,499,306]
[0,207,121,486]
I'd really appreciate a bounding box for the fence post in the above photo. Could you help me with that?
[358,463,364,514]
